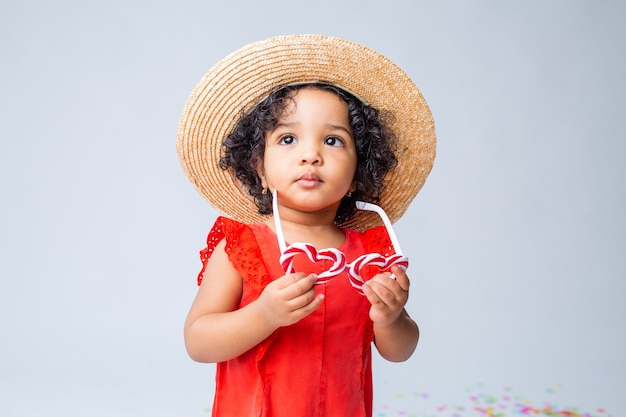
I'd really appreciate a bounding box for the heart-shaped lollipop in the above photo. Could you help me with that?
[280,243,347,284]
[347,253,409,294]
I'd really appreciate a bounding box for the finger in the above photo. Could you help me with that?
[274,272,314,291]
[291,293,325,320]
[367,276,409,309]
[362,281,384,307]
[391,266,410,291]
[301,293,325,312]
[366,278,397,305]
[279,273,318,302]
[286,286,320,311]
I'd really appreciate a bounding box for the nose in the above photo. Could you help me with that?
[299,140,322,165]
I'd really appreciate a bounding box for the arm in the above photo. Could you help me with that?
[362,265,419,362]
[184,239,324,363]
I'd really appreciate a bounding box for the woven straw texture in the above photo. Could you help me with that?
[177,34,436,231]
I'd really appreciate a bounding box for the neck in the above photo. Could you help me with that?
[265,207,346,249]
[268,189,346,248]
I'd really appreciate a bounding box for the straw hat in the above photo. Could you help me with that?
[177,34,436,231]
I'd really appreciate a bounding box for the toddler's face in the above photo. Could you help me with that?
[259,87,357,216]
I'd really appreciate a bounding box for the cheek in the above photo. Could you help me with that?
[257,152,285,187]
[347,156,358,178]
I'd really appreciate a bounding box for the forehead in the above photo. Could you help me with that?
[279,87,349,120]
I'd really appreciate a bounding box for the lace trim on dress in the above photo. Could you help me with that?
[197,217,272,290]
[363,225,396,257]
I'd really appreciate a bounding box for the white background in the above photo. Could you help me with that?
[1,1,624,416]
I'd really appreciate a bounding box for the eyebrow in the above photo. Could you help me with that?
[273,121,353,137]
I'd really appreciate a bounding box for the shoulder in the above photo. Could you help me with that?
[210,216,251,236]
[205,216,255,249]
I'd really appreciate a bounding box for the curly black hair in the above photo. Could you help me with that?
[219,82,398,225]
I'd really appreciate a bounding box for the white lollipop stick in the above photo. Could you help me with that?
[272,189,289,254]
[355,201,404,256]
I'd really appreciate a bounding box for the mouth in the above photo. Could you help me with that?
[296,172,322,187]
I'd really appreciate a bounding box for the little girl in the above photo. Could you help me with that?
[177,35,436,417]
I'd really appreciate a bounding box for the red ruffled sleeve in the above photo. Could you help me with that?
[363,225,398,257]
[196,216,272,289]
[197,217,228,285]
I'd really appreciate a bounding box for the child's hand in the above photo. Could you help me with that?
[362,265,410,326]
[257,272,324,328]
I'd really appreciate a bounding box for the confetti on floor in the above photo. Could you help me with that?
[372,383,613,417]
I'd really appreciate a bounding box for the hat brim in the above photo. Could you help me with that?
[177,34,436,231]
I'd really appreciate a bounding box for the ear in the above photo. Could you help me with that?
[254,157,267,189]
[349,179,357,194]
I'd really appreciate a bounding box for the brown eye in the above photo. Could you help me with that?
[279,135,297,145]
[324,136,344,147]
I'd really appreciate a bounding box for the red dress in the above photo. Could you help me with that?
[196,216,398,417]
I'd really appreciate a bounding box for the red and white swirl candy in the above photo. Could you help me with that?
[280,243,407,290]
[280,243,347,284]
[347,253,409,294]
